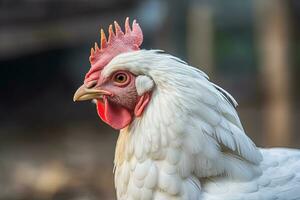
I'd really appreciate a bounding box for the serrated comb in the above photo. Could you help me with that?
[84,18,143,83]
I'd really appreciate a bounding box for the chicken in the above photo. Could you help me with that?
[73,18,300,200]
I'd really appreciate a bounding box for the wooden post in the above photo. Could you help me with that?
[254,0,291,146]
[187,3,214,76]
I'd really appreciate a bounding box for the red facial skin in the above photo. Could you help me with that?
[86,71,150,130]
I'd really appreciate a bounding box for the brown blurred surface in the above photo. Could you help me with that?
[0,122,117,200]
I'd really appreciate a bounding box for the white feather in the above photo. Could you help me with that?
[135,75,154,96]
[103,50,300,199]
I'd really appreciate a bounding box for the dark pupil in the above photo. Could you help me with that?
[117,75,125,82]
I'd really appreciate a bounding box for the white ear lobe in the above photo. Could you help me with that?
[135,75,154,96]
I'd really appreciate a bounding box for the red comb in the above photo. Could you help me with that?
[85,18,143,83]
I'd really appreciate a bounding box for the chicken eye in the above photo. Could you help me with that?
[113,73,128,84]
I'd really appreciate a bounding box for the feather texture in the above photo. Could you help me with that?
[102,50,300,199]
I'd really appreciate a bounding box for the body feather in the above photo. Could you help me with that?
[102,50,300,200]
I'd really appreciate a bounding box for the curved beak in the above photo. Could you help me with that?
[73,84,111,102]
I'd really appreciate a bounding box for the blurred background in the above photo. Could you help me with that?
[1,0,300,199]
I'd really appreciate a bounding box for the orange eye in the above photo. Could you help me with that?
[113,73,128,84]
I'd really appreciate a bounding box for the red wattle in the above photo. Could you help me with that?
[96,97,132,130]
[96,100,106,121]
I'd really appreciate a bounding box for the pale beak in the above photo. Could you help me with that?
[73,84,111,102]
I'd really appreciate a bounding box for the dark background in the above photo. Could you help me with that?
[1,0,300,199]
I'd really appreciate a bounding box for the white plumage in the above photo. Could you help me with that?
[101,50,300,200]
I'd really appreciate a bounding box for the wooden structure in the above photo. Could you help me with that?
[254,0,291,146]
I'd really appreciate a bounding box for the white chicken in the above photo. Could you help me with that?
[73,18,300,200]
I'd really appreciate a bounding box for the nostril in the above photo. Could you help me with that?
[86,80,97,89]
